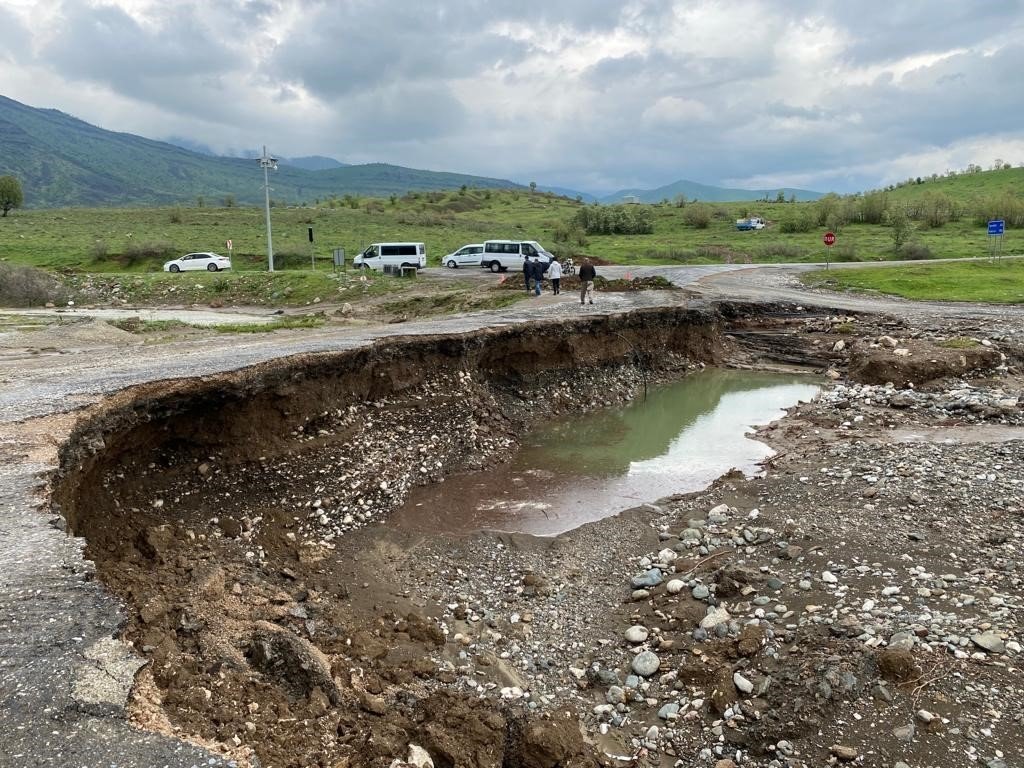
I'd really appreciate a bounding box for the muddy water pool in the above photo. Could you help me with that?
[390,369,819,536]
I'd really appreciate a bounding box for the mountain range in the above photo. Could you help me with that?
[0,95,823,208]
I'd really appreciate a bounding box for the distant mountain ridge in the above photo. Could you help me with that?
[0,95,523,207]
[600,179,823,204]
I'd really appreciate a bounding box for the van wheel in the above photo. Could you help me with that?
[489,261,502,273]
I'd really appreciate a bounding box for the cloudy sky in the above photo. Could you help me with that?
[3,0,1024,194]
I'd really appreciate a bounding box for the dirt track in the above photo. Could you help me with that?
[3,271,1024,768]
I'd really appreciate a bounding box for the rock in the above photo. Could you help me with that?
[657,702,680,720]
[971,631,1005,654]
[360,691,388,715]
[624,625,649,644]
[700,606,731,630]
[830,745,858,761]
[825,369,842,380]
[821,570,838,584]
[832,340,846,353]
[248,621,342,704]
[733,672,754,694]
[877,649,919,683]
[893,723,915,743]
[606,686,626,704]
[631,569,663,588]
[714,760,738,768]
[692,585,710,600]
[916,709,935,724]
[406,745,433,768]
[894,348,911,357]
[666,579,685,594]
[631,651,660,677]
[888,631,916,651]
[197,462,211,476]
[707,504,731,524]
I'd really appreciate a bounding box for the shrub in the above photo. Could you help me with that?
[169,208,183,224]
[830,243,860,262]
[89,240,110,261]
[571,204,654,235]
[0,263,66,306]
[121,240,176,267]
[899,242,932,260]
[682,203,713,229]
[778,212,813,233]
[859,191,889,224]
[885,206,913,252]
[755,243,808,261]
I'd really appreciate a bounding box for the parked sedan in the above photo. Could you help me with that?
[442,243,484,268]
[163,252,232,273]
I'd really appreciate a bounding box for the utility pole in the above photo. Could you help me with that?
[259,146,278,272]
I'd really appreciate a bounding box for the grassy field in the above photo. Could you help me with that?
[802,259,1024,303]
[0,188,1018,274]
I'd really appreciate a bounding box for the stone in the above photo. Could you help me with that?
[631,651,661,677]
[624,625,649,644]
[692,585,710,600]
[714,761,738,768]
[971,631,1005,654]
[700,606,731,630]
[657,702,680,720]
[406,745,433,768]
[606,686,626,704]
[666,579,685,594]
[830,745,858,761]
[888,631,916,651]
[893,723,915,743]
[707,504,731,524]
[821,570,838,584]
[916,709,935,724]
[631,569,663,589]
[733,672,754,695]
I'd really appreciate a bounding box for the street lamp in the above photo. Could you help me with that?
[259,145,278,272]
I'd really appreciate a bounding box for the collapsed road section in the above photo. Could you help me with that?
[25,303,1024,768]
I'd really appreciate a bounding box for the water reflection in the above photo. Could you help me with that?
[391,370,819,536]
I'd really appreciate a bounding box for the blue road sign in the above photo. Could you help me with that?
[988,220,1005,236]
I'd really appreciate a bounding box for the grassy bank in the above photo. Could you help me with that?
[1,189,1017,272]
[802,259,1024,303]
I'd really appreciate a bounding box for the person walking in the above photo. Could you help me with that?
[522,257,532,293]
[578,258,596,305]
[548,256,563,295]
[531,257,544,296]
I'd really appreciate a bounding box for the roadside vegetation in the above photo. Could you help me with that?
[802,259,1024,304]
[0,165,1020,309]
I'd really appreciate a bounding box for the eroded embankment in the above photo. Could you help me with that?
[52,306,752,768]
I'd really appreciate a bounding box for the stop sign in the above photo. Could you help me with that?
[823,231,836,246]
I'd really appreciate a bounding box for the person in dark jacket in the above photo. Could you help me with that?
[578,258,596,305]
[522,257,532,293]
[530,257,545,296]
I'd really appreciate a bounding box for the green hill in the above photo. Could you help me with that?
[885,166,1024,204]
[0,95,523,208]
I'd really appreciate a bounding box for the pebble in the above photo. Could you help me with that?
[733,672,754,694]
[971,631,1006,654]
[631,651,660,677]
[624,625,649,644]
[692,585,710,600]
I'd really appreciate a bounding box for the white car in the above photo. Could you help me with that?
[443,243,484,268]
[163,252,232,273]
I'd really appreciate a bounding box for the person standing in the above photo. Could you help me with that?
[522,257,532,293]
[531,257,544,296]
[548,256,563,295]
[578,258,596,305]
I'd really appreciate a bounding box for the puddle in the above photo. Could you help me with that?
[390,369,819,536]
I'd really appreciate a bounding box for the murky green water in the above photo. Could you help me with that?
[392,369,819,536]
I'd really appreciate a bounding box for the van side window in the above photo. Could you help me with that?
[522,243,536,256]
[381,246,398,256]
[485,243,499,253]
[364,246,378,258]
[398,245,417,256]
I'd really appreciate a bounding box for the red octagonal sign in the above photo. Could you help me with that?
[823,231,836,246]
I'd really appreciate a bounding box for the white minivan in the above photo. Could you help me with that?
[353,242,426,271]
[480,240,553,273]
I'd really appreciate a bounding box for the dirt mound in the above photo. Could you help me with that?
[0,318,139,349]
[849,339,1000,385]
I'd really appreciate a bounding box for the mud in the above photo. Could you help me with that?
[48,302,1023,768]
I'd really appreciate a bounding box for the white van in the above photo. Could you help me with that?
[353,242,426,271]
[480,240,553,273]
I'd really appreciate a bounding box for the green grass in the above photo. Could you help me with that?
[212,316,326,333]
[802,259,1024,303]
[886,166,1024,204]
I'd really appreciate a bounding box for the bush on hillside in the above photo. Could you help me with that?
[899,242,932,260]
[571,204,653,235]
[0,263,66,306]
[682,203,713,229]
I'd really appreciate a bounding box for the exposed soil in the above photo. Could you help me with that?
[50,302,1024,768]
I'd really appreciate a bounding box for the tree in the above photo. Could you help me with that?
[529,181,537,194]
[885,205,913,252]
[0,175,24,216]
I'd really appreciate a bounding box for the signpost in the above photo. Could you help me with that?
[332,248,346,272]
[823,231,836,269]
[226,238,233,262]
[988,220,1005,260]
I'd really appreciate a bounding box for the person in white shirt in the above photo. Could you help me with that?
[548,256,563,295]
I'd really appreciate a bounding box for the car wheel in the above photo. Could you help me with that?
[446,260,458,269]
[489,261,501,273]
[207,263,218,272]
[169,264,180,273]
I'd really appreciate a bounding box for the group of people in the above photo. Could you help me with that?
[522,256,596,305]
